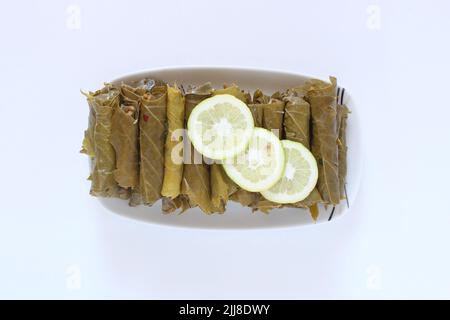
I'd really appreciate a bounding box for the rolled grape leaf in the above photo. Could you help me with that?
[118,83,154,206]
[110,97,139,189]
[124,80,163,206]
[305,77,340,205]
[229,89,267,208]
[210,85,249,210]
[161,84,185,199]
[139,85,167,205]
[337,104,350,200]
[283,92,323,219]
[252,92,286,213]
[210,163,238,210]
[181,83,216,214]
[87,86,123,197]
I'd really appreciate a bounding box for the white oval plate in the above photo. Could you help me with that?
[95,66,361,229]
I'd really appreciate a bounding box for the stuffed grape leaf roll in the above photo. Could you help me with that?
[283,92,323,218]
[181,83,216,214]
[210,85,249,210]
[139,85,167,205]
[117,81,155,206]
[229,89,267,208]
[86,85,123,198]
[262,92,285,138]
[253,92,286,213]
[161,84,185,199]
[305,77,340,205]
[110,94,139,189]
[337,104,349,200]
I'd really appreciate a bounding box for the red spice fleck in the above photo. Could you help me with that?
[143,114,149,122]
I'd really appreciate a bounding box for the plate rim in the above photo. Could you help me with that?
[90,66,361,229]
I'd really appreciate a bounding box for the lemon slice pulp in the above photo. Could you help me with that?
[222,128,285,192]
[187,94,254,160]
[261,140,318,204]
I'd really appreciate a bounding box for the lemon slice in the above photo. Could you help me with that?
[187,94,254,160]
[261,140,318,204]
[222,128,285,192]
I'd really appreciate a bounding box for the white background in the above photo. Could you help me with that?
[1,0,449,299]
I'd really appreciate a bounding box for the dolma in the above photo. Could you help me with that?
[110,96,139,189]
[253,92,286,213]
[210,164,238,210]
[229,89,266,208]
[139,85,167,205]
[305,77,340,205]
[161,84,185,199]
[283,93,323,218]
[210,85,248,210]
[119,83,152,206]
[86,86,123,197]
[337,104,349,200]
[180,83,216,214]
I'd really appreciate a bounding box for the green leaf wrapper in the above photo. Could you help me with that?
[117,82,153,206]
[210,163,238,211]
[139,85,167,205]
[213,84,249,102]
[248,89,267,127]
[80,89,99,157]
[284,94,310,148]
[283,91,323,219]
[87,86,125,198]
[161,84,185,199]
[305,77,340,205]
[229,189,255,207]
[180,83,217,214]
[162,196,190,214]
[209,85,250,211]
[252,92,286,213]
[337,104,349,200]
[110,96,139,189]
[262,92,285,138]
[229,89,267,209]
